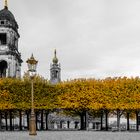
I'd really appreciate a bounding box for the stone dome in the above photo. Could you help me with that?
[0,7,18,30]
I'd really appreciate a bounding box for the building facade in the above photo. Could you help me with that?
[0,1,22,78]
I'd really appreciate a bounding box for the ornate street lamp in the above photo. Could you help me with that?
[26,54,38,135]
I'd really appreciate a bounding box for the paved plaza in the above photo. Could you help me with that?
[0,131,140,140]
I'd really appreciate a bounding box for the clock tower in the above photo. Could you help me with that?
[50,50,61,84]
[0,0,22,78]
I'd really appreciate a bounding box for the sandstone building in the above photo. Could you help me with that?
[0,1,22,78]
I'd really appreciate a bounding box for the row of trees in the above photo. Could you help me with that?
[0,76,140,130]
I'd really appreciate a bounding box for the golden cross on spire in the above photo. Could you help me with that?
[4,0,8,9]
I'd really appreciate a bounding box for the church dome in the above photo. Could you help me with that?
[0,7,18,30]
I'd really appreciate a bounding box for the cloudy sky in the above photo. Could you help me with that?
[1,0,140,80]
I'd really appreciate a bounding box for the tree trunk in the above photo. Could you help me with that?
[127,112,130,131]
[105,110,109,131]
[100,111,103,131]
[67,121,70,129]
[19,110,22,130]
[85,111,88,130]
[5,112,8,131]
[45,111,49,130]
[80,111,86,130]
[80,113,84,130]
[117,109,121,131]
[60,121,63,129]
[35,112,38,130]
[9,110,13,131]
[26,110,29,130]
[41,110,44,130]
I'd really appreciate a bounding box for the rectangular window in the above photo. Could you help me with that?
[0,33,7,45]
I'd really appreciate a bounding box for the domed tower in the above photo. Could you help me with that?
[50,49,61,84]
[0,0,22,78]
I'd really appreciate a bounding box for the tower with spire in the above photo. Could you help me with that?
[50,49,61,84]
[0,0,22,78]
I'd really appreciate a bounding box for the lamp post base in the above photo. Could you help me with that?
[29,111,37,136]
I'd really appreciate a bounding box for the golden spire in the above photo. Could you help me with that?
[53,49,58,64]
[54,49,57,57]
[4,0,8,9]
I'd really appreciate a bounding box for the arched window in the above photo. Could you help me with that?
[0,60,8,78]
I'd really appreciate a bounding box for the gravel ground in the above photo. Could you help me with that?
[0,131,140,140]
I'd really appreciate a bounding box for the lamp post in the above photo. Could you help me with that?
[26,54,38,135]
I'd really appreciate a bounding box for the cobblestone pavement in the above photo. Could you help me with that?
[0,131,140,140]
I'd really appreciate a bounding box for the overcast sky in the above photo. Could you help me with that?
[1,0,140,80]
